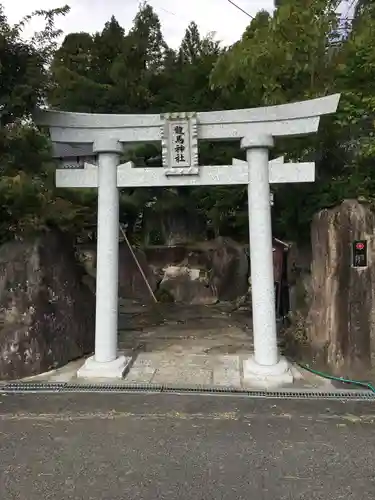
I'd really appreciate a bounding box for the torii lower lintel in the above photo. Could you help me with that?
[55,157,315,189]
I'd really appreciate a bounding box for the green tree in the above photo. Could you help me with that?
[211,1,341,105]
[49,32,108,112]
[0,5,69,124]
[179,21,204,63]
[354,0,373,18]
[129,2,168,72]
[209,0,356,241]
[331,0,375,196]
[49,5,164,114]
[0,4,96,242]
[6,0,373,246]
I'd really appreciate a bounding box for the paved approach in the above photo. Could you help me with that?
[1,392,374,499]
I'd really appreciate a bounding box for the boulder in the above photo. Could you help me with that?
[77,242,158,303]
[209,237,249,301]
[118,242,157,303]
[151,238,249,305]
[142,206,206,246]
[287,242,313,317]
[76,238,249,306]
[0,230,95,380]
[159,265,217,305]
[306,200,375,376]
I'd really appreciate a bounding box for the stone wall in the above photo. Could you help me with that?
[0,230,95,380]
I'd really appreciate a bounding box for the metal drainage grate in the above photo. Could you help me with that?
[0,382,67,393]
[0,381,375,400]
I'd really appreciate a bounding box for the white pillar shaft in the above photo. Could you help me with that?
[94,152,119,363]
[247,146,279,366]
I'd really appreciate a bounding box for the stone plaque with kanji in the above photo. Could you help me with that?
[161,112,198,175]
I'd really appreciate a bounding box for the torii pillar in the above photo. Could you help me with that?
[78,138,128,378]
[241,134,290,381]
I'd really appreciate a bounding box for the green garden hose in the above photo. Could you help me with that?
[297,362,375,394]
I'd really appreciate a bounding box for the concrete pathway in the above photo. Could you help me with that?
[127,352,243,386]
[14,302,332,390]
[117,301,255,355]
[124,352,331,389]
[19,351,334,391]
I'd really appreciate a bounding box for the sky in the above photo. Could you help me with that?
[1,0,276,48]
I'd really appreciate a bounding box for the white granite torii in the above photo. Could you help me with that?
[34,93,340,386]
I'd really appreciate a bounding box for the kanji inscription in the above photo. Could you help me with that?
[161,112,198,175]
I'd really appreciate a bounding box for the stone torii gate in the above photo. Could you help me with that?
[35,94,340,385]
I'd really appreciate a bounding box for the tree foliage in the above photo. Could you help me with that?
[1,0,375,244]
[210,0,375,239]
[0,4,96,242]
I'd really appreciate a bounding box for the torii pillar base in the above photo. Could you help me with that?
[77,355,132,380]
[242,356,293,388]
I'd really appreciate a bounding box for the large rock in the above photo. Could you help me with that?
[142,206,206,246]
[158,265,218,305]
[287,242,313,318]
[209,237,249,301]
[76,242,158,303]
[0,230,95,380]
[306,200,375,376]
[76,238,249,306]
[149,238,249,305]
[118,243,157,303]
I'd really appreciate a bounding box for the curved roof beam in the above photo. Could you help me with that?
[34,94,340,145]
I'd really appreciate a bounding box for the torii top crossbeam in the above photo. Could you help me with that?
[35,94,340,145]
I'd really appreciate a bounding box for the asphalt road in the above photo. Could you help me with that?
[1,392,375,499]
